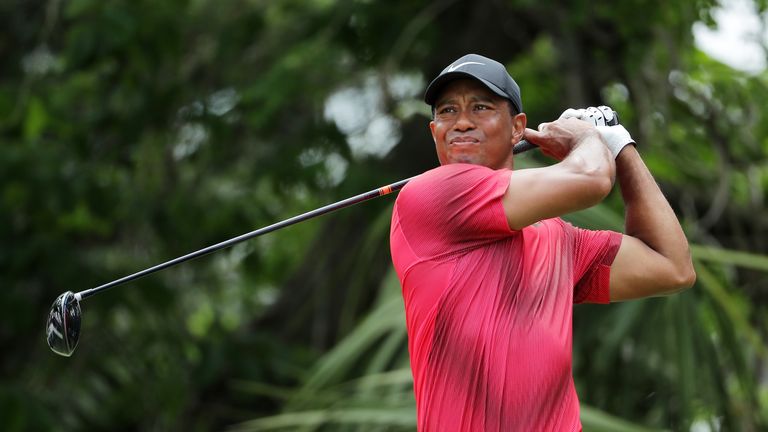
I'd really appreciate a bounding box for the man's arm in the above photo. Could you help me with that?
[609,145,696,300]
[503,118,615,230]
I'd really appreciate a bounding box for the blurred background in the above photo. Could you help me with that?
[2,0,768,430]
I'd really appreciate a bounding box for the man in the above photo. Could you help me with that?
[389,54,695,431]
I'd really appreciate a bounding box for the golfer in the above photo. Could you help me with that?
[389,54,695,431]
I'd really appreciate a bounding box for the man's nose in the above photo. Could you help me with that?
[453,110,475,131]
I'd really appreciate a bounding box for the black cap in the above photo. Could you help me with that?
[424,54,523,114]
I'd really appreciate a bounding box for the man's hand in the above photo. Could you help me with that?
[524,118,603,161]
[559,106,635,158]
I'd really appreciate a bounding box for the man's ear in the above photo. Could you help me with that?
[429,120,437,143]
[512,113,527,142]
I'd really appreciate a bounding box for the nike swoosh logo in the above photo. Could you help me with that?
[447,61,485,72]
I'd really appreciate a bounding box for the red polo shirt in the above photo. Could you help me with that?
[390,163,622,431]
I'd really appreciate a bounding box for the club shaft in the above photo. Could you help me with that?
[76,177,412,299]
[76,139,537,300]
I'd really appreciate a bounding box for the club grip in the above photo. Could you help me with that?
[512,139,537,154]
[513,110,620,155]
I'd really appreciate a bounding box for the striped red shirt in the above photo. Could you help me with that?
[390,163,622,431]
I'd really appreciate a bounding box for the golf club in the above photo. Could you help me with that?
[46,110,619,357]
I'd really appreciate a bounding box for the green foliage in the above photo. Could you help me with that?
[2,0,768,430]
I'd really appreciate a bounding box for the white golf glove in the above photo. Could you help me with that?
[559,106,635,158]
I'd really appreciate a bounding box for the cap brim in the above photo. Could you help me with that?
[424,71,509,106]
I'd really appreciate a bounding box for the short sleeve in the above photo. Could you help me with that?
[393,164,515,259]
[570,225,623,304]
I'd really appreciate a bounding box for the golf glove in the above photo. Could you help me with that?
[559,106,635,158]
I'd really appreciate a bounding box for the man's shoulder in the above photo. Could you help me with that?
[403,163,502,195]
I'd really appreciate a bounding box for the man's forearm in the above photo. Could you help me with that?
[616,146,695,284]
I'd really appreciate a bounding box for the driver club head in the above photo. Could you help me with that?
[46,291,82,357]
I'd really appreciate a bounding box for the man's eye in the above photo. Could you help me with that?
[438,106,457,114]
[475,104,490,110]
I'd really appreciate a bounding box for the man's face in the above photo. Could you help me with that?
[429,79,526,169]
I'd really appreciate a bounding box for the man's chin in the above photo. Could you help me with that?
[447,154,483,165]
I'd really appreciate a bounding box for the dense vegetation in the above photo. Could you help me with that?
[2,0,767,430]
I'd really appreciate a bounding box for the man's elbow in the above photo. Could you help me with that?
[676,252,697,288]
[565,152,615,206]
[584,171,613,207]
[662,264,697,295]
[584,156,615,204]
[677,265,697,290]
[595,174,614,201]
